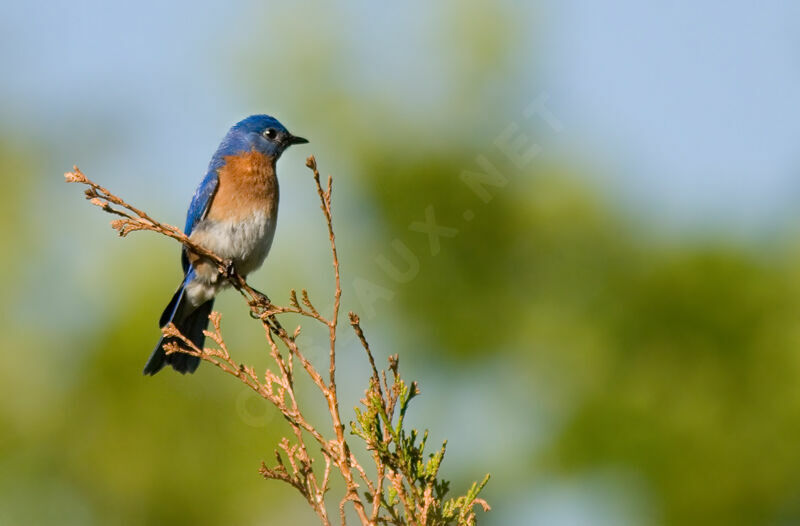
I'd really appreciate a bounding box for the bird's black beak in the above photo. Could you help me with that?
[287,134,309,146]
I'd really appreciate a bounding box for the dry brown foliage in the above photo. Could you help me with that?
[66,156,489,525]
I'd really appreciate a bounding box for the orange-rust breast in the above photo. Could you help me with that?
[207,149,278,222]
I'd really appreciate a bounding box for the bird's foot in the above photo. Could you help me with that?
[248,289,272,319]
[222,259,237,279]
[250,287,271,306]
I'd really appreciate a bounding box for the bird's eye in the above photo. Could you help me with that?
[264,128,278,140]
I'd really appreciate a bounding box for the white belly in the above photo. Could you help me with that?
[185,211,277,306]
[195,210,276,275]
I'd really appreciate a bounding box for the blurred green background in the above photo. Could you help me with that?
[2,2,800,524]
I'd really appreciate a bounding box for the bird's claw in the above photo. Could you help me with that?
[248,290,272,319]
[252,289,271,306]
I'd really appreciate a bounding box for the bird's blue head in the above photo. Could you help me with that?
[211,114,308,170]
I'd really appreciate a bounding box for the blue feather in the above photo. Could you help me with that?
[181,170,218,273]
[184,170,219,236]
[208,115,294,172]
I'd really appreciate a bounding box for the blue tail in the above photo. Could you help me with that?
[144,274,214,375]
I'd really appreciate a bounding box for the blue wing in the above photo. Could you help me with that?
[184,170,219,235]
[181,170,219,273]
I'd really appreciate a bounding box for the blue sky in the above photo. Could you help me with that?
[2,1,799,234]
[544,1,800,232]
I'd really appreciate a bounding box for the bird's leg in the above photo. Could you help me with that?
[218,258,270,315]
[222,258,237,279]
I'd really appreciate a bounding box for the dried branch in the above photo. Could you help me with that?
[66,156,489,525]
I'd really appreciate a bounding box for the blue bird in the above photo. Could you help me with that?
[144,115,308,375]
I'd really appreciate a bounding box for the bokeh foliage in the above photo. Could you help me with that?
[1,2,798,525]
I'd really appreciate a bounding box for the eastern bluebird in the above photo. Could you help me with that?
[143,115,308,375]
